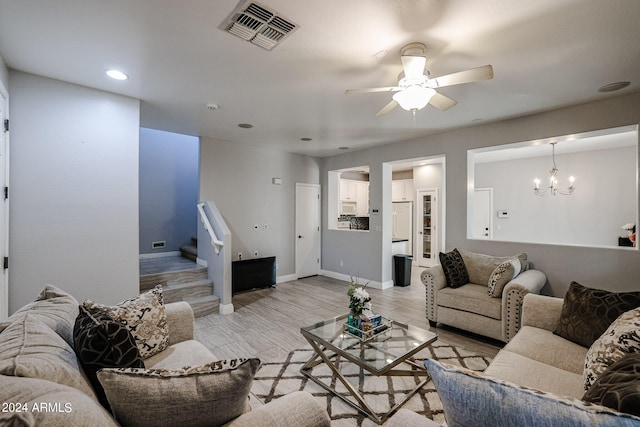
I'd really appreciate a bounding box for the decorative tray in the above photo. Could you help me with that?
[343,315,393,342]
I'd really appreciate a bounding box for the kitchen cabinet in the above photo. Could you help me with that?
[356,181,369,216]
[340,179,357,201]
[392,179,414,201]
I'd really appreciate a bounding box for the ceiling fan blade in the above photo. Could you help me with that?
[375,100,398,116]
[429,92,458,111]
[429,65,494,88]
[345,86,401,94]
[400,55,426,80]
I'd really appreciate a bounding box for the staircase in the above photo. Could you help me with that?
[140,255,219,317]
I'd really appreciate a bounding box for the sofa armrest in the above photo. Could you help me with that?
[164,301,195,345]
[421,265,447,323]
[521,293,564,332]
[501,269,546,342]
[225,391,330,427]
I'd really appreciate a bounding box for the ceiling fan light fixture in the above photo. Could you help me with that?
[392,86,435,111]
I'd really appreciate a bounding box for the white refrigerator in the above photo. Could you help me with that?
[392,202,413,255]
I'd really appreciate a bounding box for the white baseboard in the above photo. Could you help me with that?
[219,303,234,314]
[276,274,297,283]
[139,251,181,260]
[320,270,393,290]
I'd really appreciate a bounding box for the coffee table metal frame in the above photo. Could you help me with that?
[300,314,437,424]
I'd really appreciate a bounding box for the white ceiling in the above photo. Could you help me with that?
[0,0,639,158]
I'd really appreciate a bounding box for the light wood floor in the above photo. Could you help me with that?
[194,269,502,362]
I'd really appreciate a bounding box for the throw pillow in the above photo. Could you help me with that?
[439,248,469,288]
[584,307,640,391]
[97,358,261,427]
[73,304,145,408]
[83,285,169,359]
[487,258,521,298]
[583,353,640,417]
[424,358,640,427]
[553,282,640,348]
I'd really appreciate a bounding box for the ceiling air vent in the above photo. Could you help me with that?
[223,1,298,50]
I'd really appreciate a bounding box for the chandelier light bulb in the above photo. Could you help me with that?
[533,142,575,196]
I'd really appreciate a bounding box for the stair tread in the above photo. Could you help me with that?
[164,279,212,290]
[140,266,206,278]
[184,294,220,303]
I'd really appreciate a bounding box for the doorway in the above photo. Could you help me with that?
[295,183,321,278]
[471,188,493,239]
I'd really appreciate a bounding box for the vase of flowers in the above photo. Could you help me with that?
[347,276,370,335]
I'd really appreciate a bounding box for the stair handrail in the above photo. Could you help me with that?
[197,202,224,254]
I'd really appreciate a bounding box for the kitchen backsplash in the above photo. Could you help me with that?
[338,215,369,230]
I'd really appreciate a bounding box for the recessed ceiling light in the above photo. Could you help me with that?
[300,137,312,141]
[598,81,631,93]
[238,123,253,129]
[105,69,128,80]
[339,146,349,150]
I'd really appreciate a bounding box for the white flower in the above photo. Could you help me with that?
[622,223,635,231]
[353,287,369,301]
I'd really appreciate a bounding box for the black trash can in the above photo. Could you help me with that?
[393,254,413,286]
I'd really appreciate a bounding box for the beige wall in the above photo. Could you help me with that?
[322,91,640,297]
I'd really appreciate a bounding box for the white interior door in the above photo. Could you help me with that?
[472,188,493,239]
[0,82,8,320]
[295,183,321,278]
[416,189,438,267]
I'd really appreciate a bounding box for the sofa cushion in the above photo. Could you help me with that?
[144,339,218,369]
[459,250,528,286]
[73,304,145,408]
[83,285,169,359]
[0,284,79,346]
[97,358,261,427]
[438,284,502,320]
[425,358,640,427]
[0,375,117,427]
[438,248,469,288]
[504,325,587,375]
[0,313,96,399]
[554,282,640,348]
[583,353,640,417]
[487,258,521,298]
[484,349,585,398]
[584,307,640,391]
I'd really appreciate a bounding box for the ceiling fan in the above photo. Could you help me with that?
[345,43,494,116]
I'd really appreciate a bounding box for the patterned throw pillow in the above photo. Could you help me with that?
[583,353,640,417]
[439,248,469,289]
[554,282,640,348]
[487,258,521,298]
[584,307,640,391]
[97,358,261,427]
[83,285,169,359]
[73,305,144,408]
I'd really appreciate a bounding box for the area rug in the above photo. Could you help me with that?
[251,340,492,426]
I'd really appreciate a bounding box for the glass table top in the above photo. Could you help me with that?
[301,314,437,374]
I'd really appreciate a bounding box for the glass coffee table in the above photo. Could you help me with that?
[300,314,437,424]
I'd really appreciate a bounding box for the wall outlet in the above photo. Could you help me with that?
[340,260,344,267]
[254,251,259,257]
[253,224,259,230]
[238,252,243,260]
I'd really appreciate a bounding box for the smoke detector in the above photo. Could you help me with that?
[222,1,299,50]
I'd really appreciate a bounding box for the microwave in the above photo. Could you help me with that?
[341,201,357,215]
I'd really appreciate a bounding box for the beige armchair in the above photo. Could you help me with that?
[421,249,546,342]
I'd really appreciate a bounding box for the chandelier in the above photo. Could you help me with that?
[533,142,575,196]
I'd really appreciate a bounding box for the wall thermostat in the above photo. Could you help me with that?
[497,210,509,218]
